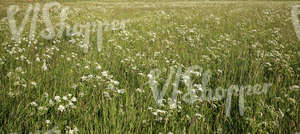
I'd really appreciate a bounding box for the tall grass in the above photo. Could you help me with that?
[0,1,299,133]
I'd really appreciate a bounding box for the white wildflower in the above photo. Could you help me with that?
[30,101,38,107]
[136,88,144,93]
[38,106,48,111]
[96,65,101,70]
[54,96,61,102]
[195,113,202,118]
[31,81,37,87]
[117,89,124,94]
[101,71,108,77]
[81,75,87,81]
[71,97,77,102]
[36,57,40,62]
[63,96,68,101]
[45,120,51,125]
[58,105,65,112]
[68,102,74,107]
[169,102,177,109]
[67,127,79,134]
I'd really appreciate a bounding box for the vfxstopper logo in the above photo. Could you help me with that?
[5,1,128,53]
[148,65,272,117]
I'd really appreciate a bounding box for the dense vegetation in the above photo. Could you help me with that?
[0,1,299,133]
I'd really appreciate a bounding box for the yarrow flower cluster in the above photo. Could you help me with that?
[30,92,79,113]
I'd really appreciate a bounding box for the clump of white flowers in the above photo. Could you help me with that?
[65,126,79,134]
[30,92,79,114]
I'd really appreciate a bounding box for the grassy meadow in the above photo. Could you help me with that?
[0,1,299,133]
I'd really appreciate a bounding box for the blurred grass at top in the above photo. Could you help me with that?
[2,0,300,2]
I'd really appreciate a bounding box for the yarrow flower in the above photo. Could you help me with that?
[58,105,66,112]
[30,101,38,107]
[66,126,79,134]
[54,96,61,102]
[71,97,77,102]
[101,71,108,77]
